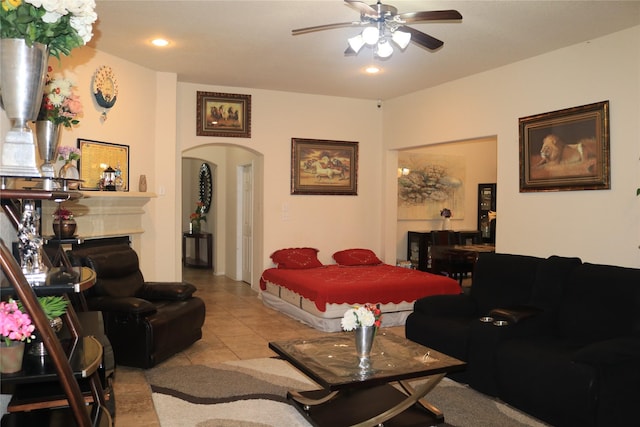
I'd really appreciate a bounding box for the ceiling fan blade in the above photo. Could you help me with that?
[400,25,444,50]
[344,0,377,17]
[292,22,359,35]
[399,10,463,23]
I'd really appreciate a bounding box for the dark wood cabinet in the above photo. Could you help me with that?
[407,231,431,271]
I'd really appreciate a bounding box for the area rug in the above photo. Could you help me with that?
[145,358,548,427]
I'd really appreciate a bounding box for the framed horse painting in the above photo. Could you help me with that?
[196,91,251,138]
[291,138,358,195]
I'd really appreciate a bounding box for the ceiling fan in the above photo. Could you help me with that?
[292,0,462,57]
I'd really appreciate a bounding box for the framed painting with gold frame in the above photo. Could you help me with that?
[291,138,358,195]
[77,139,129,191]
[519,101,610,192]
[196,91,251,138]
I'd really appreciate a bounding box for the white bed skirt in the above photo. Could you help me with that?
[260,291,413,333]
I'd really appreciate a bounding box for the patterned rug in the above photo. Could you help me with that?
[145,358,548,427]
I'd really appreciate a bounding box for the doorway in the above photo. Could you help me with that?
[237,163,253,283]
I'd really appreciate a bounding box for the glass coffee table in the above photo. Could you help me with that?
[269,332,466,427]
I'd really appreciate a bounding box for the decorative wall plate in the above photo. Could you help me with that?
[93,65,118,120]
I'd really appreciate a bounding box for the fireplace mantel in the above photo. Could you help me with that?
[42,191,157,245]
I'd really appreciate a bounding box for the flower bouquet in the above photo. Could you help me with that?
[341,304,383,331]
[38,71,83,128]
[0,0,98,58]
[190,201,207,233]
[52,206,73,221]
[0,299,35,346]
[57,145,80,163]
[440,208,452,218]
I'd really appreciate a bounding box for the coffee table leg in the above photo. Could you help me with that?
[288,373,447,427]
[350,373,447,427]
[288,390,339,408]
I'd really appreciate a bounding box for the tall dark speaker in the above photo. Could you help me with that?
[477,183,496,244]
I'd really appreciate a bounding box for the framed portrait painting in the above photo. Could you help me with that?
[196,91,251,138]
[519,101,610,192]
[291,138,358,195]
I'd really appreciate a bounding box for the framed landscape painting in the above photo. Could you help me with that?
[291,138,358,195]
[519,101,610,192]
[196,91,251,138]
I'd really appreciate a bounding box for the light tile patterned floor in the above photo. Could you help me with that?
[113,269,405,426]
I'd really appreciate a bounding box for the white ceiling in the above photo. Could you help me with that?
[90,0,640,100]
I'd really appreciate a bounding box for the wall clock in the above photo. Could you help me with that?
[199,163,212,213]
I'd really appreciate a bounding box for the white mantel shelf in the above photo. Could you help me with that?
[42,191,157,243]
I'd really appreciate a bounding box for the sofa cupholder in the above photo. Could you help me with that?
[493,320,509,327]
[479,316,494,323]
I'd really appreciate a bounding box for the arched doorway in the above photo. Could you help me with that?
[182,144,263,289]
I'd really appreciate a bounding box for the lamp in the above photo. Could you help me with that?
[347,25,412,58]
[361,27,380,45]
[391,30,411,50]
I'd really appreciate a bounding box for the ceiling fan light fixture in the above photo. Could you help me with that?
[376,39,393,58]
[361,26,380,45]
[347,34,365,53]
[391,30,411,50]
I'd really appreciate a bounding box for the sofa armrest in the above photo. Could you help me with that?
[87,296,157,316]
[573,336,640,366]
[413,294,476,317]
[139,282,196,301]
[489,306,542,324]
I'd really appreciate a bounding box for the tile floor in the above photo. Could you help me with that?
[112,269,406,426]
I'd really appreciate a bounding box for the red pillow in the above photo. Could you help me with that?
[270,247,323,269]
[333,248,382,266]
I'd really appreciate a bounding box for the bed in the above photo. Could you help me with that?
[259,247,461,332]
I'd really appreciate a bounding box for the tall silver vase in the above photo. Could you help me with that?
[355,325,376,371]
[36,121,61,177]
[0,38,49,177]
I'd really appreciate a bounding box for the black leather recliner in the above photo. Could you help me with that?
[69,244,206,369]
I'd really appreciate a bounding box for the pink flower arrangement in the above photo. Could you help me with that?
[38,69,83,128]
[0,299,35,346]
[57,146,81,162]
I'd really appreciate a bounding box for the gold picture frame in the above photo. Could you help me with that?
[519,101,610,192]
[291,138,358,195]
[196,91,251,138]
[77,139,129,191]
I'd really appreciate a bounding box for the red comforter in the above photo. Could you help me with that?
[260,264,460,312]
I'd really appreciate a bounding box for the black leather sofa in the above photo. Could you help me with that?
[69,244,206,369]
[405,252,640,427]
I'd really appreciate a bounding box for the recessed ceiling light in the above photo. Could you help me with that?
[151,38,170,47]
[365,65,380,74]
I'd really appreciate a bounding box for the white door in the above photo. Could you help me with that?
[240,164,253,283]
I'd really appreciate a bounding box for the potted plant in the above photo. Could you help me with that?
[52,205,76,239]
[0,299,35,373]
[190,201,207,234]
[17,296,69,357]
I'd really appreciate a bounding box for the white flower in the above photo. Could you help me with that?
[357,307,375,327]
[341,308,358,331]
[341,305,378,331]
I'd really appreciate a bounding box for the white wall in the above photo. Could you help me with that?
[0,46,164,278]
[178,84,383,288]
[383,26,640,268]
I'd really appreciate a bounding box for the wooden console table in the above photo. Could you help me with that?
[182,232,213,269]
